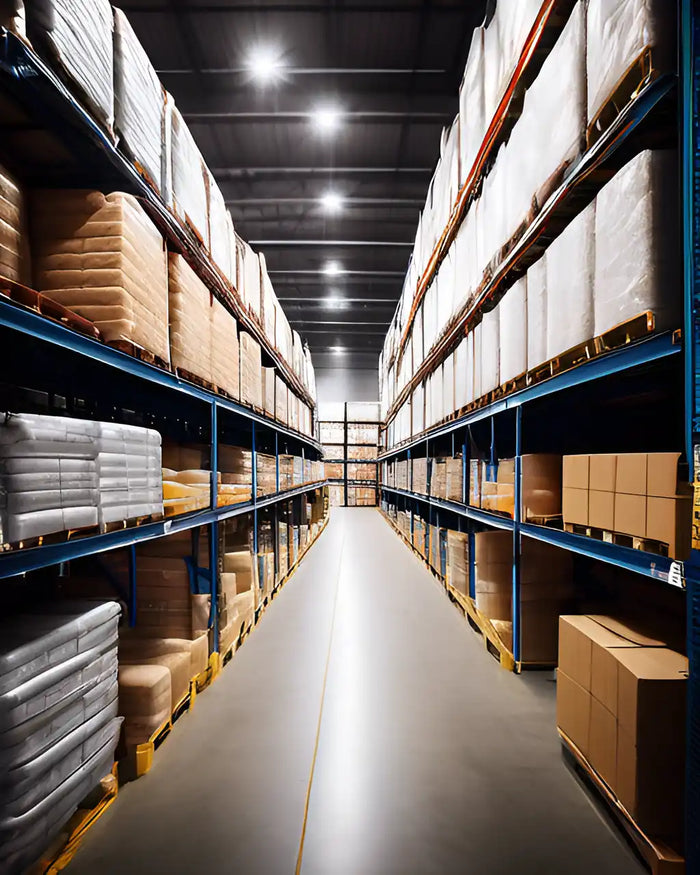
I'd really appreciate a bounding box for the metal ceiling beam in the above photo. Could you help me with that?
[185,110,451,123]
[268,269,405,277]
[297,328,387,335]
[159,67,446,75]
[278,297,397,303]
[214,167,433,176]
[120,3,465,12]
[249,239,412,247]
[227,197,423,206]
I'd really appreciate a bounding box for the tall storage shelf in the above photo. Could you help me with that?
[320,402,380,507]
[0,14,329,872]
[378,0,700,869]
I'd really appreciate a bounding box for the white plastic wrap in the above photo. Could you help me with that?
[422,284,437,357]
[29,0,114,131]
[435,249,455,339]
[169,102,209,247]
[480,306,501,394]
[593,149,680,337]
[412,384,424,436]
[546,200,595,359]
[239,239,262,319]
[206,172,233,282]
[454,337,470,410]
[587,0,675,126]
[454,202,478,314]
[526,254,547,372]
[442,354,455,419]
[114,9,164,193]
[472,324,482,401]
[482,11,503,126]
[499,276,527,383]
[459,27,486,187]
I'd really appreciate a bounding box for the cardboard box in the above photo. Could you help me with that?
[615,453,647,495]
[469,459,482,507]
[521,454,562,520]
[446,530,468,595]
[646,495,692,559]
[646,452,691,498]
[614,492,646,538]
[474,531,511,620]
[562,486,588,526]
[588,489,615,531]
[481,481,515,516]
[589,697,617,789]
[563,455,589,490]
[559,615,625,690]
[589,454,617,492]
[556,669,591,756]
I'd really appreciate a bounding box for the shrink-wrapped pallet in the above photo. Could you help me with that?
[31,190,169,362]
[587,0,676,129]
[239,239,262,319]
[262,367,276,418]
[453,202,478,312]
[206,171,233,282]
[454,337,470,410]
[526,254,547,372]
[113,9,164,193]
[28,0,114,132]
[435,249,455,339]
[480,306,500,395]
[459,28,486,188]
[259,254,277,344]
[472,323,482,401]
[499,277,527,383]
[168,253,212,383]
[210,297,239,399]
[95,421,162,525]
[593,149,680,338]
[239,332,263,410]
[517,1,586,215]
[443,354,455,420]
[275,305,293,365]
[546,201,595,360]
[0,162,29,284]
[169,102,208,247]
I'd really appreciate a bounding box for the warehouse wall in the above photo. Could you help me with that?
[316,368,379,404]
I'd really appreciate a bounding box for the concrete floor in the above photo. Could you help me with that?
[68,508,644,874]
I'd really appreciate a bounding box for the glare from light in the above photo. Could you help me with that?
[324,295,347,310]
[330,346,346,354]
[323,261,344,276]
[320,191,344,213]
[247,46,284,84]
[311,106,342,135]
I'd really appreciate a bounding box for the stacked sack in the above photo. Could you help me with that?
[0,600,121,874]
[0,414,163,544]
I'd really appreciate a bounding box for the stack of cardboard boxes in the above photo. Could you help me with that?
[563,452,691,558]
[446,530,469,595]
[469,454,562,520]
[557,614,687,845]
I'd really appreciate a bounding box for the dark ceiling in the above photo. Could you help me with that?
[120,0,489,371]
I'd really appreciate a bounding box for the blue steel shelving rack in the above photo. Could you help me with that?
[0,32,328,651]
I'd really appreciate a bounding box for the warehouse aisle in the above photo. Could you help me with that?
[69,509,643,875]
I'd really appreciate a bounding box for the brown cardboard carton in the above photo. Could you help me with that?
[590,634,638,714]
[615,453,647,495]
[481,481,515,516]
[558,615,637,690]
[469,459,482,507]
[646,495,692,559]
[497,458,515,485]
[556,669,591,756]
[521,454,562,520]
[563,455,589,490]
[589,697,617,789]
[475,591,511,621]
[446,530,468,595]
[588,489,615,530]
[474,531,512,564]
[562,487,588,526]
[445,458,464,503]
[613,492,646,537]
[587,615,667,648]
[646,452,691,498]
[589,454,617,492]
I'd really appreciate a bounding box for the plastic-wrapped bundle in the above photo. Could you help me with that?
[240,332,263,410]
[499,277,527,383]
[496,0,543,95]
[422,282,438,356]
[518,1,586,211]
[476,145,507,275]
[443,355,455,419]
[28,0,114,132]
[169,102,209,247]
[526,254,547,372]
[587,0,675,129]
[275,304,293,365]
[480,306,501,395]
[0,162,29,284]
[546,201,595,359]
[275,376,287,424]
[502,110,537,245]
[412,384,424,436]
[454,337,470,410]
[435,249,455,340]
[113,9,164,193]
[210,297,240,399]
[31,190,169,362]
[95,422,162,524]
[472,323,483,400]
[593,149,680,337]
[413,307,424,371]
[459,28,486,187]
[259,253,277,344]
[453,201,478,314]
[168,253,213,383]
[206,171,233,282]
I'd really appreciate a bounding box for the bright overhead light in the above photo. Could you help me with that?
[323,261,343,276]
[311,106,342,135]
[320,191,344,213]
[324,296,347,310]
[247,45,284,84]
[329,346,346,354]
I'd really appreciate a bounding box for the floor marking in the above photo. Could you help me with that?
[295,527,346,875]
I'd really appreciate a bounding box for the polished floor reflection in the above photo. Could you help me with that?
[68,508,643,875]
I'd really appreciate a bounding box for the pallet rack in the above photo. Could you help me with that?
[320,402,380,507]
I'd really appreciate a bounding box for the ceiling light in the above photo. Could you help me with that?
[329,346,346,354]
[323,261,343,276]
[247,45,284,84]
[311,106,342,135]
[324,296,347,310]
[320,191,344,213]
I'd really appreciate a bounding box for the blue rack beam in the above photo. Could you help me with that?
[379,486,679,586]
[379,332,680,461]
[0,481,328,580]
[0,297,321,454]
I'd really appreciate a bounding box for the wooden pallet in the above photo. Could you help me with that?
[524,513,563,528]
[0,281,101,340]
[564,523,669,557]
[447,585,516,672]
[107,339,170,372]
[175,366,217,394]
[27,765,119,874]
[99,511,164,535]
[587,47,657,149]
[560,730,684,874]
[595,311,655,355]
[122,684,194,781]
[0,522,101,553]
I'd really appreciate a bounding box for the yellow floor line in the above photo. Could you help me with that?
[295,529,345,875]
